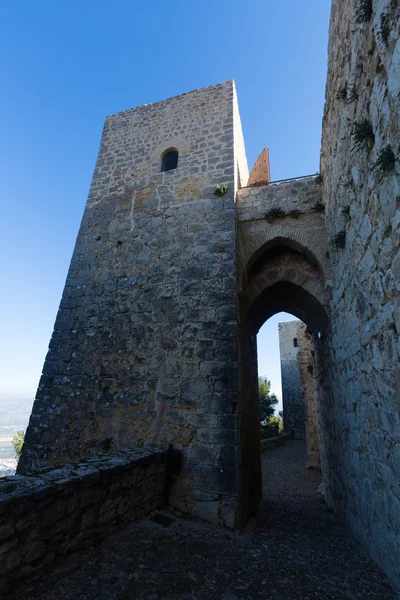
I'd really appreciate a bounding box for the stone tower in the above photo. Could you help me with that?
[19,81,249,526]
[279,321,320,468]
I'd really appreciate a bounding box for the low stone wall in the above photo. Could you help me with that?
[0,446,166,591]
[260,432,292,451]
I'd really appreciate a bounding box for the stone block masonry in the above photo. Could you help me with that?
[0,447,166,592]
[19,80,247,527]
[279,321,306,439]
[321,0,400,588]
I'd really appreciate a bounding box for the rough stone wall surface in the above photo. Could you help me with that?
[278,322,306,439]
[321,0,400,587]
[0,447,166,592]
[297,323,320,469]
[236,177,330,292]
[19,81,241,527]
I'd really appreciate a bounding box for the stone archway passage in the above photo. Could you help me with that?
[236,222,332,526]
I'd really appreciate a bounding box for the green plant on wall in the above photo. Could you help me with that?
[265,207,285,221]
[377,13,390,44]
[352,120,374,150]
[355,0,373,23]
[313,201,325,212]
[331,231,346,249]
[214,184,228,197]
[336,84,348,100]
[341,206,351,217]
[372,145,396,174]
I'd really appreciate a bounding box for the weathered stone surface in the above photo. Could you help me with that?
[0,446,166,591]
[320,0,400,588]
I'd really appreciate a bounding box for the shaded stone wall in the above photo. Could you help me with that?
[297,323,320,469]
[279,321,306,439]
[19,81,247,527]
[236,178,331,520]
[0,447,166,592]
[278,321,321,467]
[321,0,400,587]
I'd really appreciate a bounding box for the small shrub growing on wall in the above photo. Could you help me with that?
[259,376,283,439]
[331,231,346,249]
[341,205,351,217]
[347,85,359,104]
[313,201,325,212]
[377,13,390,44]
[352,120,375,150]
[372,144,396,174]
[214,184,228,197]
[102,437,113,452]
[336,84,348,100]
[355,0,373,23]
[265,207,286,221]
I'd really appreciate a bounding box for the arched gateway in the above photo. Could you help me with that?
[18,81,333,529]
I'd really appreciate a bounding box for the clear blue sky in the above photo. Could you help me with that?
[0,0,331,402]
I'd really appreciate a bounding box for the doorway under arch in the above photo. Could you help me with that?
[236,240,333,527]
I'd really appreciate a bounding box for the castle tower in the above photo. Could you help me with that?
[19,81,249,526]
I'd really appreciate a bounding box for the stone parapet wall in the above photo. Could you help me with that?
[236,176,322,223]
[0,447,166,592]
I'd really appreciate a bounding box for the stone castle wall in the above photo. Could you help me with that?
[0,447,166,592]
[278,321,320,468]
[297,322,320,469]
[278,322,306,439]
[19,81,246,527]
[321,0,400,586]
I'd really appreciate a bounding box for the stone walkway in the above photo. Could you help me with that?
[14,441,398,600]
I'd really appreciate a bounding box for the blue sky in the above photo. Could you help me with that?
[0,0,331,404]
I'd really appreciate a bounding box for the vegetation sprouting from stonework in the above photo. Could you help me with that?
[315,174,323,184]
[259,377,283,439]
[347,85,358,104]
[313,201,325,212]
[372,144,396,174]
[377,13,390,44]
[336,84,348,100]
[331,231,346,249]
[265,207,285,221]
[214,184,228,197]
[355,0,373,23]
[102,437,114,452]
[341,205,351,217]
[352,120,375,150]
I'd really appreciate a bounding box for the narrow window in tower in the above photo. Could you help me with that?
[293,338,298,348]
[161,149,179,172]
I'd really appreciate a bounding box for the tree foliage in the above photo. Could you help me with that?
[12,430,24,458]
[259,377,283,439]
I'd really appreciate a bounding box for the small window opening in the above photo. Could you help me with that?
[161,149,178,172]
[293,338,298,347]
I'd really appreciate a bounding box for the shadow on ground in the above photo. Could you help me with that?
[14,440,398,600]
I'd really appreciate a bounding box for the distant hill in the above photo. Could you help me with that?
[0,397,33,438]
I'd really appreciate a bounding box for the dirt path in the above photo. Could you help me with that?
[14,440,398,600]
